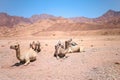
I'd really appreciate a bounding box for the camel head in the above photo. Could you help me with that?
[10,43,20,50]
[65,39,72,49]
[65,38,78,49]
[35,41,41,53]
[30,41,36,50]
[54,41,66,58]
[55,41,64,51]
[68,38,72,42]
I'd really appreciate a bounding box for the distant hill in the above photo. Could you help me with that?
[47,10,120,31]
[0,10,120,37]
[0,10,120,27]
[0,13,31,27]
[69,17,93,23]
[70,10,120,25]
[94,10,120,25]
[30,14,57,23]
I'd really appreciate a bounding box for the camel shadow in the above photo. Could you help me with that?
[11,60,36,67]
[11,61,25,67]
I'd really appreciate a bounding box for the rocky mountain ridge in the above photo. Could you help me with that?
[0,10,120,27]
[0,10,120,37]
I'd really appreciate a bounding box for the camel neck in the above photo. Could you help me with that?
[38,45,40,49]
[16,47,21,60]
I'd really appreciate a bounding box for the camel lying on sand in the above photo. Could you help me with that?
[10,43,37,66]
[30,41,41,53]
[65,39,80,53]
[54,41,68,59]
[54,39,83,59]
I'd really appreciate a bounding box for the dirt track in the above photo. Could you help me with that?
[0,36,120,80]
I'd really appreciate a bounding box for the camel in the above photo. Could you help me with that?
[54,41,68,59]
[54,40,80,59]
[65,39,80,53]
[54,39,84,59]
[10,43,37,66]
[30,41,41,53]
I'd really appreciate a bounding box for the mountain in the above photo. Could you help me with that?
[0,10,120,27]
[69,17,93,23]
[0,9,120,37]
[94,10,120,25]
[46,10,120,31]
[30,14,57,23]
[0,13,31,27]
[99,10,120,19]
[69,10,120,25]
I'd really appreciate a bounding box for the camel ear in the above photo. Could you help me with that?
[18,44,20,47]
[30,43,32,47]
[58,40,61,44]
[68,38,72,42]
[33,41,35,44]
[55,45,57,49]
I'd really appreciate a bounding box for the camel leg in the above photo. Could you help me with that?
[68,48,72,53]
[24,59,30,66]
[56,56,60,60]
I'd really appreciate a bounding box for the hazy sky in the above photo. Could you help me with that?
[0,0,120,18]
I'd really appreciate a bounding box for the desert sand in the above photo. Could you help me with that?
[0,35,120,80]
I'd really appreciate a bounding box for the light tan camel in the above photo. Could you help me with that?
[65,39,80,53]
[10,43,37,66]
[54,39,85,59]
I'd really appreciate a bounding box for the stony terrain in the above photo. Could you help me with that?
[0,36,120,80]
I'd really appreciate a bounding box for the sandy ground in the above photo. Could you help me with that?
[0,36,120,80]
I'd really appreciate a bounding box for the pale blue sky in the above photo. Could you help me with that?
[0,0,120,18]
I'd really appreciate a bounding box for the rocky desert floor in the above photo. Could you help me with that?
[0,35,120,80]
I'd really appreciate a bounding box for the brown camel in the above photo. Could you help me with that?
[54,41,68,59]
[30,41,41,53]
